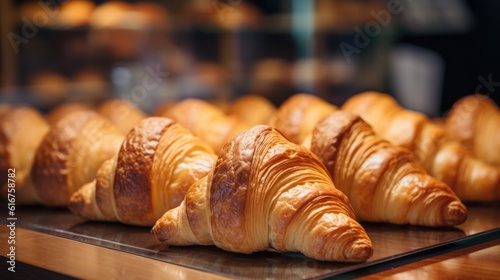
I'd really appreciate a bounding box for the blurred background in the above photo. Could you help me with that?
[1,0,499,116]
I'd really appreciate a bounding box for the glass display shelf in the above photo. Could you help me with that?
[1,202,499,279]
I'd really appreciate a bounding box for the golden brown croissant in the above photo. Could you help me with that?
[0,106,50,204]
[268,93,337,144]
[309,111,467,226]
[97,99,147,134]
[227,94,276,126]
[342,92,500,202]
[152,101,177,117]
[152,125,373,262]
[31,110,125,206]
[157,98,251,152]
[269,94,467,226]
[444,94,500,166]
[46,102,94,125]
[69,117,217,226]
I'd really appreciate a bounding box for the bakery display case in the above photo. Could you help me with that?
[1,0,499,279]
[2,0,500,110]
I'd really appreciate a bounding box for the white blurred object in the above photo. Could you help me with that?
[389,44,445,117]
[401,0,474,34]
[293,58,325,93]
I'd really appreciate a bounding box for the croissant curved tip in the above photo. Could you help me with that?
[345,240,373,262]
[444,201,468,226]
[68,192,85,216]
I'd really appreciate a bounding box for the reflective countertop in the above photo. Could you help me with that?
[1,202,499,279]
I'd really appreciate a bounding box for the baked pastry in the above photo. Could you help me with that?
[97,99,147,134]
[31,110,125,206]
[152,125,373,263]
[269,94,467,226]
[46,102,94,125]
[342,92,500,202]
[444,94,500,166]
[152,101,177,117]
[227,94,276,126]
[157,99,251,152]
[57,0,96,27]
[69,117,216,226]
[268,93,337,144]
[309,111,467,226]
[0,106,50,204]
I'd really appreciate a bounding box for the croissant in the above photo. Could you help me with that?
[444,94,500,166]
[31,110,125,206]
[153,101,177,117]
[69,117,217,226]
[227,94,277,126]
[0,106,50,204]
[268,93,337,145]
[308,111,467,226]
[342,92,500,202]
[46,102,94,125]
[157,98,251,152]
[269,94,467,226]
[97,99,147,134]
[152,125,373,262]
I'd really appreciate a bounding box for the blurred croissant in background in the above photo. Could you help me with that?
[343,92,500,202]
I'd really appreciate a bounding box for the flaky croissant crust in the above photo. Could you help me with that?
[116,117,217,225]
[309,111,467,226]
[268,94,467,226]
[153,125,373,262]
[69,117,216,226]
[342,91,500,202]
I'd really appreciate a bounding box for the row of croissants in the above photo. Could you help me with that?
[1,92,499,263]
